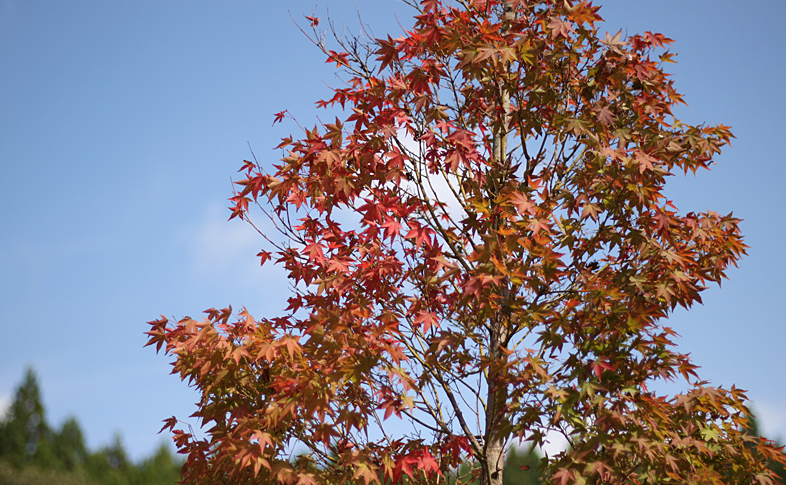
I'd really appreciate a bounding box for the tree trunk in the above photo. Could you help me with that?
[481,4,515,485]
[481,318,511,485]
[480,3,515,485]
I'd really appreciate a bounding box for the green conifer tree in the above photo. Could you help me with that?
[53,417,88,471]
[84,434,135,485]
[0,368,184,484]
[136,443,184,485]
[0,367,53,468]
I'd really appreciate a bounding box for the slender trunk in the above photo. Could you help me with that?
[482,127,511,485]
[481,314,511,485]
[481,4,515,485]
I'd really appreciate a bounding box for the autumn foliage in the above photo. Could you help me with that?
[146,1,786,484]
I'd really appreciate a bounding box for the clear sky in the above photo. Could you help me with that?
[1,0,784,462]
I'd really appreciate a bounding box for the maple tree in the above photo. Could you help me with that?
[146,1,786,484]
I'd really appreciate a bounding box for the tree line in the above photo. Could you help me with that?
[1,366,782,485]
[0,367,544,484]
[0,367,182,485]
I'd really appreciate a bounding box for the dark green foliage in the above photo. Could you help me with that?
[0,367,55,469]
[745,414,786,483]
[136,443,185,485]
[449,445,543,484]
[83,435,134,485]
[53,417,88,471]
[0,367,183,485]
[502,446,541,485]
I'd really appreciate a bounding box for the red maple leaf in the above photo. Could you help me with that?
[273,110,287,125]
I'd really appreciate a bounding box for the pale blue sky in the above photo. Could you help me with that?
[1,0,784,461]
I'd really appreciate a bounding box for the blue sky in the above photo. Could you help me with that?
[1,0,784,462]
